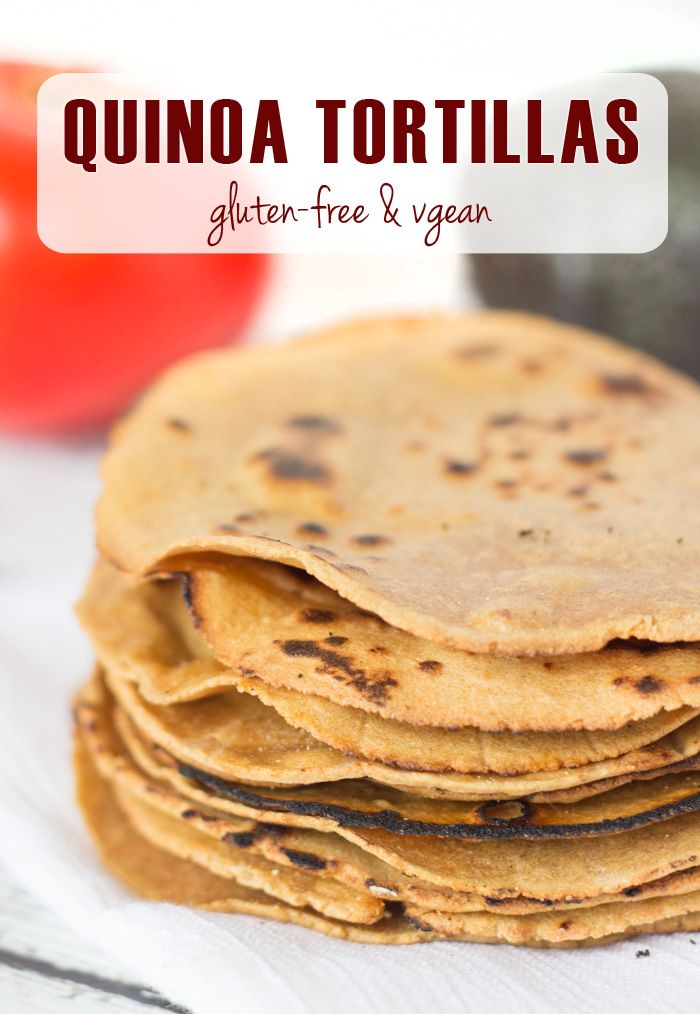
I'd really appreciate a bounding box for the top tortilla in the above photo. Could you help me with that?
[96,311,700,655]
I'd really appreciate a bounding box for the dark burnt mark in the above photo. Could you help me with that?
[688,676,700,685]
[559,920,572,932]
[485,896,554,909]
[255,449,330,483]
[325,635,348,646]
[297,522,328,537]
[178,763,700,841]
[490,412,521,427]
[636,949,650,958]
[300,608,336,624]
[352,534,390,547]
[278,639,397,705]
[418,660,442,673]
[568,484,589,498]
[566,449,608,465]
[370,645,388,654]
[178,573,200,629]
[623,886,642,897]
[280,848,328,871]
[343,564,368,575]
[222,831,255,849]
[606,638,674,655]
[598,470,617,482]
[305,544,338,558]
[181,809,197,819]
[217,523,240,533]
[166,417,191,432]
[496,478,517,489]
[613,677,624,686]
[236,511,264,523]
[239,667,255,676]
[543,661,553,670]
[445,460,478,476]
[518,529,533,538]
[286,415,341,434]
[477,800,531,826]
[635,676,663,695]
[600,373,656,396]
[456,342,499,359]
[405,914,434,933]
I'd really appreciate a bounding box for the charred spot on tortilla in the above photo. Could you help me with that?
[297,522,329,537]
[221,830,255,849]
[300,608,337,624]
[490,412,522,427]
[165,417,191,432]
[286,415,342,434]
[445,459,478,476]
[566,449,608,465]
[277,638,397,705]
[305,544,338,558]
[599,373,659,397]
[236,511,265,523]
[635,677,664,695]
[352,534,391,547]
[280,848,328,871]
[325,635,348,646]
[216,523,241,533]
[178,573,200,629]
[254,449,330,483]
[418,660,442,673]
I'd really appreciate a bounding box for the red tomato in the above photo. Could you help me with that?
[0,63,268,434]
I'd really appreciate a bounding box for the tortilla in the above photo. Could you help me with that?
[233,673,695,776]
[78,558,700,754]
[403,889,700,944]
[74,690,700,917]
[82,689,700,901]
[113,779,384,924]
[74,737,426,943]
[178,556,700,732]
[105,666,700,803]
[96,311,700,656]
[75,737,700,946]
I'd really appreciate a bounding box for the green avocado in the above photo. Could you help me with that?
[470,71,700,376]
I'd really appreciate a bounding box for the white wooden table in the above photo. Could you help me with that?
[0,865,188,1014]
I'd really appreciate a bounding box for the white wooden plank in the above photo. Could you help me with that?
[0,865,188,1014]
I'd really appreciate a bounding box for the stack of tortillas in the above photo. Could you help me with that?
[74,312,700,947]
